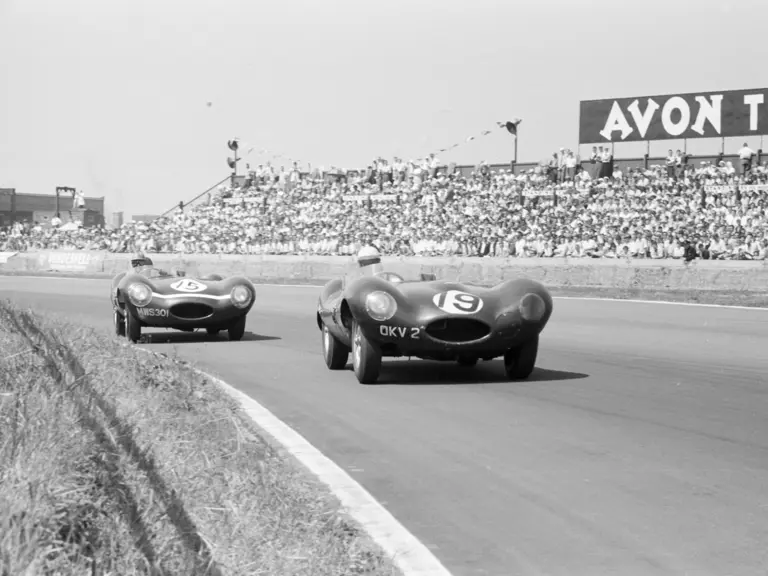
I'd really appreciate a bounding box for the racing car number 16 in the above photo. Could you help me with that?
[432,290,484,315]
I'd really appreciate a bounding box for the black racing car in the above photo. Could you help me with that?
[111,265,256,343]
[316,264,553,384]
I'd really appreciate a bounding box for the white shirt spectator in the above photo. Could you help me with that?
[739,146,755,160]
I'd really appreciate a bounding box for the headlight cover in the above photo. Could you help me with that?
[126,283,152,307]
[231,285,253,309]
[365,291,397,321]
[519,293,546,322]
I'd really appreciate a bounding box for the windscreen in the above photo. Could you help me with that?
[343,261,437,285]
[139,267,172,279]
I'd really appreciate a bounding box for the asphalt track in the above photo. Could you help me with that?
[2,277,768,576]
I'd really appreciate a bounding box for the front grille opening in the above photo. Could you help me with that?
[171,303,214,320]
[425,318,490,343]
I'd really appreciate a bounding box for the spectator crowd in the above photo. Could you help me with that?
[3,145,768,261]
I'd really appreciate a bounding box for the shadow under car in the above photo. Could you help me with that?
[346,359,588,385]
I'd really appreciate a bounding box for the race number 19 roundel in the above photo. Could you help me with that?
[432,290,484,315]
[170,279,207,293]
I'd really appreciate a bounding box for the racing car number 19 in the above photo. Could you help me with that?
[433,290,484,315]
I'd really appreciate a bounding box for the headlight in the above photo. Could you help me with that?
[231,285,253,309]
[126,283,152,307]
[519,293,546,322]
[365,291,397,321]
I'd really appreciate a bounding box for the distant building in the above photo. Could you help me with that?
[0,191,105,228]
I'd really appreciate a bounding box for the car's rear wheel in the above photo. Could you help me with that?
[504,335,538,380]
[322,324,349,369]
[351,321,382,384]
[457,356,478,367]
[114,310,125,337]
[125,310,141,343]
[228,316,246,341]
[206,328,221,337]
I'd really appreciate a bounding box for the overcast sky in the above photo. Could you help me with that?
[1,0,766,217]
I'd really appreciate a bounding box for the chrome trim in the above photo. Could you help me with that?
[150,292,232,301]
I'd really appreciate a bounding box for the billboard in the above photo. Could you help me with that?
[579,87,768,144]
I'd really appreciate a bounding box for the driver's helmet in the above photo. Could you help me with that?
[357,245,382,268]
[130,251,153,269]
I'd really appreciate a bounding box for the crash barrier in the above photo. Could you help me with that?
[0,252,18,265]
[2,250,768,292]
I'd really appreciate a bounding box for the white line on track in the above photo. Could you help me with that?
[3,275,767,311]
[136,348,453,576]
[552,296,768,311]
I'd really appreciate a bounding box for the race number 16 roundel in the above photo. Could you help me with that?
[432,290,484,315]
[170,279,207,293]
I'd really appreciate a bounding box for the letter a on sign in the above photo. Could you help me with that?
[599,101,634,141]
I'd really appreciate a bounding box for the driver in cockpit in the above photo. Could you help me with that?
[355,245,407,284]
[130,252,185,277]
[130,251,154,270]
[356,246,384,273]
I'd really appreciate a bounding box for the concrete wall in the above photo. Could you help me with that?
[2,251,768,292]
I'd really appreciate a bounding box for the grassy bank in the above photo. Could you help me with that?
[0,301,397,576]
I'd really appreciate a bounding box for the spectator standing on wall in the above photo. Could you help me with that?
[595,146,604,179]
[600,146,613,179]
[666,149,676,179]
[428,154,440,179]
[738,142,755,175]
[675,149,688,179]
[542,153,553,183]
[564,150,578,182]
[589,146,599,180]
[557,148,566,183]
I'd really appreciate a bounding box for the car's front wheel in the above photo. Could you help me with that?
[504,335,538,380]
[228,316,246,341]
[114,310,125,337]
[351,321,382,384]
[206,328,221,337]
[322,324,349,369]
[125,310,141,343]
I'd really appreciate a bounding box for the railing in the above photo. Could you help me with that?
[156,175,232,220]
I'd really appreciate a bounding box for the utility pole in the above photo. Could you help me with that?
[227,139,240,187]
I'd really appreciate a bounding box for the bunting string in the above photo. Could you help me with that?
[229,118,520,173]
[410,119,521,163]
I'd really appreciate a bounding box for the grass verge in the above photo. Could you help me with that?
[0,301,398,576]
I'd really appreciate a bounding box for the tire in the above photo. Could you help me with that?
[125,309,141,343]
[228,315,246,341]
[114,310,125,337]
[206,328,221,337]
[504,335,539,380]
[322,324,349,370]
[457,356,478,367]
[351,321,382,384]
